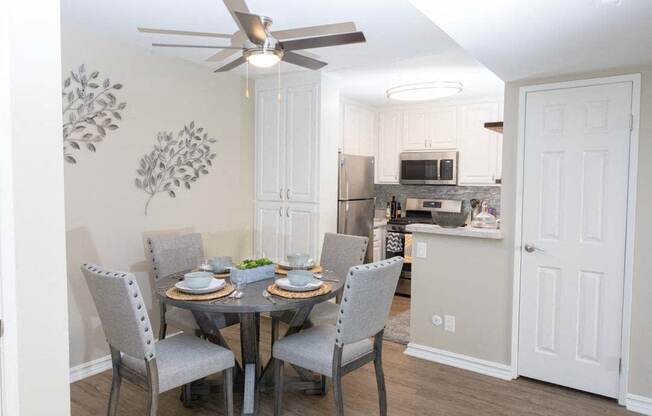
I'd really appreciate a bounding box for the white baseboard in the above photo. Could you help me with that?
[404,342,516,381]
[69,331,183,383]
[69,354,111,383]
[627,394,652,415]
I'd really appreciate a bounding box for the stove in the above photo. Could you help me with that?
[387,198,462,233]
[386,198,463,297]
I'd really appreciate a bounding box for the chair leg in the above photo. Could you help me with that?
[182,383,192,408]
[320,375,328,396]
[146,360,160,416]
[107,367,121,416]
[374,331,387,416]
[158,301,167,340]
[332,346,344,416]
[108,347,121,416]
[224,367,234,416]
[271,317,279,348]
[274,359,284,416]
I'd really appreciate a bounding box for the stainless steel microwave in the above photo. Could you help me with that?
[399,151,458,185]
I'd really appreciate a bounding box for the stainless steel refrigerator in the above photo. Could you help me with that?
[337,153,375,263]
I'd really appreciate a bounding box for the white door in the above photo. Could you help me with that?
[284,204,317,260]
[458,102,500,185]
[430,106,457,149]
[518,81,633,398]
[402,108,430,150]
[377,111,401,183]
[254,201,284,262]
[255,89,285,201]
[285,85,317,203]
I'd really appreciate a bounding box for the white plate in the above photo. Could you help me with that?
[175,278,225,294]
[275,277,323,292]
[277,259,316,270]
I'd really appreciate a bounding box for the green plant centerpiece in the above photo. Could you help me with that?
[231,258,275,284]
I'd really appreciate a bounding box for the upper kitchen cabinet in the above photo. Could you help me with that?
[430,106,457,149]
[402,107,430,150]
[255,88,285,201]
[458,102,501,185]
[377,110,402,183]
[341,99,376,157]
[285,85,318,203]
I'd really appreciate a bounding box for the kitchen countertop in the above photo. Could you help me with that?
[406,223,503,240]
[374,218,388,228]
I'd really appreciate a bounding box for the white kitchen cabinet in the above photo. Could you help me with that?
[255,89,285,201]
[430,106,457,149]
[458,102,501,185]
[254,201,284,261]
[341,100,375,157]
[402,108,430,150]
[377,111,402,183]
[254,72,339,263]
[284,204,318,260]
[285,85,318,203]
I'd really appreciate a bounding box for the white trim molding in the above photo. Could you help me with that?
[405,343,515,381]
[69,355,112,383]
[511,73,641,405]
[626,394,652,415]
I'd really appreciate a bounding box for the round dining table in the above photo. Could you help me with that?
[156,271,344,416]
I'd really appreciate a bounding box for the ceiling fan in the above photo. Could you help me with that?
[138,0,366,72]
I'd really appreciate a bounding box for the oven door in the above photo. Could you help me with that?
[385,229,412,297]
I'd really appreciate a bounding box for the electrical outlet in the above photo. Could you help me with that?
[444,315,455,332]
[416,242,427,258]
[431,315,442,326]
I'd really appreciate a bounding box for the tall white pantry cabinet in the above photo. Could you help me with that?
[253,72,339,262]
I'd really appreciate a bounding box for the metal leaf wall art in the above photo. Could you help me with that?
[62,64,126,164]
[135,121,217,215]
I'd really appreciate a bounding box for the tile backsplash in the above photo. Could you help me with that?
[374,184,501,217]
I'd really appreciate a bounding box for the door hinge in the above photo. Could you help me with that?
[618,358,622,373]
[630,114,634,131]
[0,319,3,338]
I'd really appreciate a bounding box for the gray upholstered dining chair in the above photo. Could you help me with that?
[272,256,404,416]
[308,233,368,326]
[147,233,238,340]
[81,264,234,416]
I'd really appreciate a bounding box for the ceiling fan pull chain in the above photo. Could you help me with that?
[245,61,250,99]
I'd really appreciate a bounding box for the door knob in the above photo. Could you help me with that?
[524,243,544,253]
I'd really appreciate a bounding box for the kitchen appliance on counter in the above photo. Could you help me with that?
[399,151,458,185]
[386,198,463,296]
[337,153,375,263]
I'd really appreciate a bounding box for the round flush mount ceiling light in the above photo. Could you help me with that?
[245,48,283,68]
[386,81,463,102]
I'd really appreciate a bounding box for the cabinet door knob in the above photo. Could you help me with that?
[286,207,290,217]
[286,188,291,200]
[278,207,283,217]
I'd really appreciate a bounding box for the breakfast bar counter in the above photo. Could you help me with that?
[406,223,503,240]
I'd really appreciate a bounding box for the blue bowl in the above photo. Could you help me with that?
[209,256,233,273]
[184,271,213,289]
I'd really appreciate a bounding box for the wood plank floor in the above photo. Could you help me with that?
[71,296,633,416]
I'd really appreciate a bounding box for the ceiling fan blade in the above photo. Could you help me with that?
[280,32,366,51]
[138,27,231,39]
[234,11,268,44]
[206,48,240,62]
[282,52,327,71]
[272,22,357,40]
[214,55,247,72]
[223,0,250,20]
[152,43,242,49]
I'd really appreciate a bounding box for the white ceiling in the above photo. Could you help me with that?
[409,0,652,82]
[61,0,504,107]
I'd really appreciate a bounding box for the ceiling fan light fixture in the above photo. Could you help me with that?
[245,48,283,68]
[386,81,463,101]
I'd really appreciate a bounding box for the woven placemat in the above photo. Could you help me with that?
[267,282,331,299]
[275,265,322,275]
[166,282,235,301]
[214,271,230,278]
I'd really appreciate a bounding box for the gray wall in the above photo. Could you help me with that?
[375,184,501,216]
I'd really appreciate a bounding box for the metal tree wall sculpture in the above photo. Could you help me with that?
[62,64,126,164]
[135,122,217,215]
